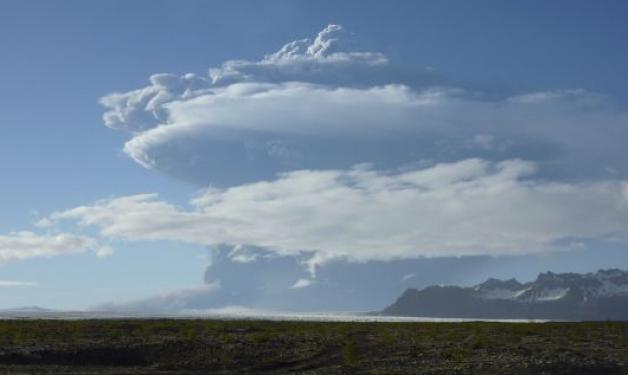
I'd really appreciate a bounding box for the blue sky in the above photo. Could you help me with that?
[1,0,628,311]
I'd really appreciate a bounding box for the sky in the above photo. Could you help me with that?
[1,0,628,312]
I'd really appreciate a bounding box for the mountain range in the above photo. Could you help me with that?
[382,269,628,320]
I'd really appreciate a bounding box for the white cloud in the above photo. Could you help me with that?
[49,159,628,267]
[34,217,53,228]
[0,280,39,288]
[209,24,394,87]
[99,25,405,135]
[0,232,98,263]
[47,25,628,270]
[227,244,258,263]
[98,25,628,185]
[100,73,211,133]
[291,278,315,289]
[96,245,115,258]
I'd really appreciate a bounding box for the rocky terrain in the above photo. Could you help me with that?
[384,269,628,320]
[0,319,625,374]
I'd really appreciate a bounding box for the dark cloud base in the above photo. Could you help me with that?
[95,243,628,314]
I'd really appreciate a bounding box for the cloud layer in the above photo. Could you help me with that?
[0,280,39,288]
[50,159,628,269]
[99,25,628,185]
[0,232,98,263]
[2,25,626,312]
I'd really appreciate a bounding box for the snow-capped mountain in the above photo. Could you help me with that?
[476,269,628,303]
[382,269,628,320]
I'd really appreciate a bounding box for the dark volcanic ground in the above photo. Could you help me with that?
[0,319,625,374]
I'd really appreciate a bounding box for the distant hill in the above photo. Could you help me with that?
[0,306,52,313]
[382,269,628,320]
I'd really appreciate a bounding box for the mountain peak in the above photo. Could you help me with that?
[476,277,523,290]
[383,269,628,320]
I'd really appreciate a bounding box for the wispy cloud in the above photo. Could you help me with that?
[95,245,115,258]
[48,159,628,269]
[0,232,98,263]
[0,280,39,288]
[291,278,315,289]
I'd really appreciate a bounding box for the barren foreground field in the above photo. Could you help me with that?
[0,319,625,374]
